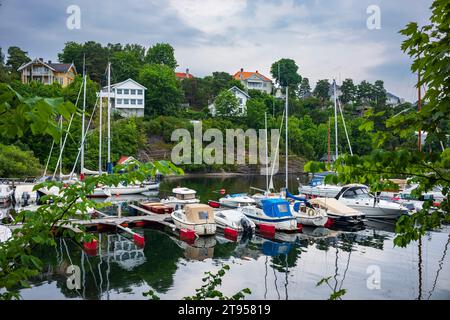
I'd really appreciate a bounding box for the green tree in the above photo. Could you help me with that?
[58,41,108,83]
[0,144,42,178]
[6,46,30,79]
[203,71,244,101]
[270,58,302,91]
[138,64,183,116]
[145,43,177,70]
[356,80,374,105]
[339,78,356,105]
[214,90,240,117]
[246,98,267,128]
[373,80,387,110]
[298,77,311,98]
[313,79,330,108]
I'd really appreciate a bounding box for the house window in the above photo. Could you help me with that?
[124,89,129,94]
[117,89,122,94]
[238,98,243,105]
[137,99,143,105]
[137,89,143,95]
[124,99,129,104]
[130,89,136,95]
[117,99,122,105]
[58,77,64,85]
[131,99,136,105]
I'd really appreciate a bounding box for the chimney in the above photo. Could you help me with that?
[186,68,189,77]
[39,58,43,62]
[240,68,243,73]
[48,60,52,64]
[240,68,244,80]
[256,70,258,73]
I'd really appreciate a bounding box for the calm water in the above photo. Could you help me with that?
[6,176,450,300]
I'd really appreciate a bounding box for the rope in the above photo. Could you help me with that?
[51,80,83,179]
[337,98,353,155]
[69,95,100,179]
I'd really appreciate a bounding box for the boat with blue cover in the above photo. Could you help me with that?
[239,198,298,231]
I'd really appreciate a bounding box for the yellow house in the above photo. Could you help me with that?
[18,58,77,87]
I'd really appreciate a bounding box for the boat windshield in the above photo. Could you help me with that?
[198,211,209,220]
[343,187,370,199]
[176,193,196,200]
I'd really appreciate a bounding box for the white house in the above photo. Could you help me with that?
[101,78,147,117]
[233,69,273,94]
[209,86,250,117]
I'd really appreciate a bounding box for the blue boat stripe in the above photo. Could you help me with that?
[244,215,296,223]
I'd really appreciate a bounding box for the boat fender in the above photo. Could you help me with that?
[133,234,145,247]
[224,227,238,239]
[259,224,275,234]
[307,208,316,216]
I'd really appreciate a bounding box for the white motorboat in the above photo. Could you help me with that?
[108,182,158,196]
[0,225,12,243]
[0,185,13,204]
[219,193,256,207]
[298,184,342,198]
[161,187,200,208]
[308,197,365,225]
[171,204,216,236]
[335,184,410,219]
[214,208,256,232]
[14,184,38,205]
[239,199,298,232]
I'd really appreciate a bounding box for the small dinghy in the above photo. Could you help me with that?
[214,208,256,233]
[219,193,255,208]
[287,191,329,227]
[161,187,200,208]
[140,202,174,214]
[239,199,298,232]
[171,204,216,236]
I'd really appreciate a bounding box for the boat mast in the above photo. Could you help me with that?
[81,55,86,178]
[107,62,112,174]
[265,112,269,193]
[333,79,338,160]
[285,85,289,191]
[59,116,63,177]
[417,71,422,151]
[99,87,103,174]
[328,118,331,165]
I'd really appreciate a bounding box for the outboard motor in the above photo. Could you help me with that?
[22,191,30,207]
[240,217,252,234]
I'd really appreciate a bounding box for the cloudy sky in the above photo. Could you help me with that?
[0,0,433,100]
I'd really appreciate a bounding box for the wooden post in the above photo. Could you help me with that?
[418,71,422,151]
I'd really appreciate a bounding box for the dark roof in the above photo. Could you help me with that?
[48,63,73,73]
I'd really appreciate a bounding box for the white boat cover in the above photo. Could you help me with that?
[309,197,363,216]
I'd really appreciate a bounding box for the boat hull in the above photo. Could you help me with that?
[171,215,216,236]
[243,214,298,231]
[294,214,328,227]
